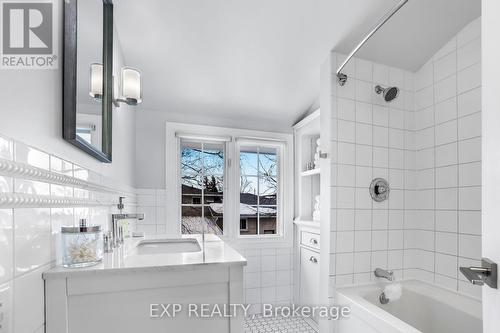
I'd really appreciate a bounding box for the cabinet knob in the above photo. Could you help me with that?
[309,238,318,245]
[309,256,318,264]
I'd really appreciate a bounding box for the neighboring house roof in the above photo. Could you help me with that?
[181,184,223,197]
[209,203,276,217]
[182,184,203,195]
[183,185,276,204]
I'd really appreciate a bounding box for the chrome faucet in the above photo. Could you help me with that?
[374,268,394,281]
[110,197,145,248]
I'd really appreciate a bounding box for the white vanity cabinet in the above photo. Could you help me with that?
[43,236,247,333]
[45,265,244,333]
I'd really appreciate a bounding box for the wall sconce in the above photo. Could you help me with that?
[89,64,142,107]
[89,63,103,100]
[114,67,142,106]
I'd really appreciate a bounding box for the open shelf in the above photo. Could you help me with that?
[294,109,321,227]
[301,168,320,177]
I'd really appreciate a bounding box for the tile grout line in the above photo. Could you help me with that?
[454,35,461,292]
[432,45,437,285]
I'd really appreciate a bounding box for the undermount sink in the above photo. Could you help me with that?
[134,238,201,255]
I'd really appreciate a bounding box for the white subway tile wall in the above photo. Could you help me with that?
[0,134,137,333]
[329,17,482,300]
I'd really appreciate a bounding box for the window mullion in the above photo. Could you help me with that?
[256,147,260,235]
[201,141,205,230]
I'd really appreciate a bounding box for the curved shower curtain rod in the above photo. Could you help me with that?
[336,0,409,86]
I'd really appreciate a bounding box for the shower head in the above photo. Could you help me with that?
[375,85,400,103]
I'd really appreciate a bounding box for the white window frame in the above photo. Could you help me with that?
[179,139,227,236]
[165,122,293,248]
[236,139,284,239]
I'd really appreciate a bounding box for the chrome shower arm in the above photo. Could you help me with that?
[336,0,409,84]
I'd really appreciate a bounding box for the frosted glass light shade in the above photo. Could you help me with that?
[120,67,142,105]
[89,63,103,99]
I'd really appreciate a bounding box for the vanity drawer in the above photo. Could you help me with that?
[300,231,320,250]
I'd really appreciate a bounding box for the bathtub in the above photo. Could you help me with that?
[335,280,482,333]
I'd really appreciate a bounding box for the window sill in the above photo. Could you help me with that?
[228,235,292,249]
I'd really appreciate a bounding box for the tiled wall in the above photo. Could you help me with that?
[328,53,415,287]
[0,134,136,333]
[406,17,482,298]
[240,247,293,313]
[136,189,167,235]
[136,188,294,311]
[326,17,482,300]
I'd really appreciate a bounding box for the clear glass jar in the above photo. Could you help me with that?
[61,220,103,268]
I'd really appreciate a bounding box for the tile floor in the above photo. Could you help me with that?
[244,315,316,333]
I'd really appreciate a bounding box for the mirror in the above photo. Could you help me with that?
[63,0,113,162]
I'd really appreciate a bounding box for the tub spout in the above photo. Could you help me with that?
[374,268,394,281]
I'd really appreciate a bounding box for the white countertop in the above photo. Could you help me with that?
[43,234,247,279]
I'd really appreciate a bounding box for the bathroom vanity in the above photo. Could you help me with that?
[43,234,247,333]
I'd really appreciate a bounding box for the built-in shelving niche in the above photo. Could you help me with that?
[293,110,321,224]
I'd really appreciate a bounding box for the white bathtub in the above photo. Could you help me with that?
[335,280,482,333]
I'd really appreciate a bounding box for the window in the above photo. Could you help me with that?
[180,140,225,235]
[240,219,248,231]
[239,144,280,236]
[169,123,290,242]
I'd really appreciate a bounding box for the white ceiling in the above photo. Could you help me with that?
[336,0,481,72]
[114,0,480,132]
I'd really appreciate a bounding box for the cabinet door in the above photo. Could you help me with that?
[299,247,320,322]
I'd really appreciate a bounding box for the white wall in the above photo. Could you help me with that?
[481,1,500,332]
[135,110,293,189]
[0,1,138,331]
[0,0,136,188]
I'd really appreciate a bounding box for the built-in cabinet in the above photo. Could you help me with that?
[294,110,321,224]
[300,245,320,316]
[293,110,322,328]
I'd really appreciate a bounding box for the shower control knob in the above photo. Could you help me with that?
[375,184,387,194]
[370,178,390,202]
